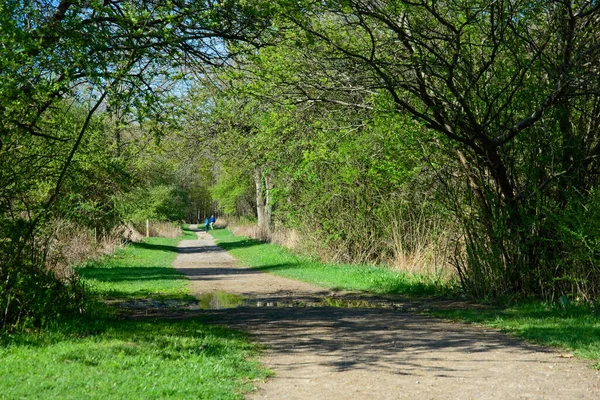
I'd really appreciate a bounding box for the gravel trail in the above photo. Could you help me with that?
[172,229,600,400]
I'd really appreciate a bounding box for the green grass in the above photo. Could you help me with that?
[0,227,270,399]
[0,317,268,399]
[428,302,600,368]
[210,228,454,297]
[78,230,197,300]
[211,228,600,369]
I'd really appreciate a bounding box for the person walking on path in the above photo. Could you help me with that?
[209,215,216,230]
[204,217,210,232]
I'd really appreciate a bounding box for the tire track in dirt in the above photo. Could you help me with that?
[173,229,600,400]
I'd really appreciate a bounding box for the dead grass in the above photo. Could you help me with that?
[271,228,300,250]
[229,222,300,251]
[44,220,133,279]
[131,221,183,238]
[45,221,184,280]
[384,210,456,280]
[224,214,456,283]
[387,228,455,278]
[116,223,145,242]
[214,217,229,229]
[149,222,182,238]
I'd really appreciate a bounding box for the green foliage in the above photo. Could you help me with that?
[117,185,187,224]
[274,100,447,264]
[58,114,134,231]
[210,167,255,216]
[6,0,600,333]
[123,127,215,225]
[455,183,600,300]
[0,0,274,330]
[189,49,450,264]
[197,0,600,302]
[0,247,84,331]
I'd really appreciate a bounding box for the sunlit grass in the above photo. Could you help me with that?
[428,302,600,368]
[79,230,197,300]
[0,227,270,398]
[0,317,268,399]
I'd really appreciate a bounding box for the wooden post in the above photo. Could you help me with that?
[146,219,150,238]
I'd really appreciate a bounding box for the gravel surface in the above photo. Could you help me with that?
[172,229,600,400]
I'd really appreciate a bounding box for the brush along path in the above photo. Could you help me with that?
[173,229,600,400]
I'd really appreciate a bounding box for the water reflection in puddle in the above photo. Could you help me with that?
[196,292,402,310]
[197,291,244,310]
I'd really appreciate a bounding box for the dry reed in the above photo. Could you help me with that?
[386,210,455,279]
[44,220,136,279]
[229,222,300,251]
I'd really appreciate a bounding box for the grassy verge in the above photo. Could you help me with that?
[0,227,270,399]
[79,229,197,301]
[427,302,600,369]
[211,228,600,369]
[210,228,455,297]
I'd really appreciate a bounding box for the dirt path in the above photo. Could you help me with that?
[173,229,600,399]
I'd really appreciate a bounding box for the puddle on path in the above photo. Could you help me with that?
[197,294,405,310]
[198,291,244,310]
[111,294,409,312]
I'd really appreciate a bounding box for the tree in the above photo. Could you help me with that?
[0,0,275,328]
[268,0,600,298]
[182,34,451,269]
[180,68,300,232]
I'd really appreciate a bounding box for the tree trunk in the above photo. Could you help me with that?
[254,166,273,232]
[264,170,273,229]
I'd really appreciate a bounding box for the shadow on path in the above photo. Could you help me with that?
[81,267,186,282]
[132,242,226,254]
[205,306,551,376]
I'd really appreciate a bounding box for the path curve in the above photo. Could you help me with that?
[173,229,600,399]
